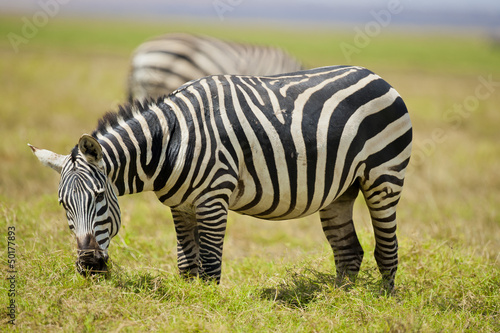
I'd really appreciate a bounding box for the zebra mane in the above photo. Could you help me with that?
[92,97,164,138]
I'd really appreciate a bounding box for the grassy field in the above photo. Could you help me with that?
[1,16,499,332]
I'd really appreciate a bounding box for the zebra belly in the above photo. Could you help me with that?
[227,146,339,221]
[228,184,329,221]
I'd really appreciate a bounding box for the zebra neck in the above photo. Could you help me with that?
[95,101,181,197]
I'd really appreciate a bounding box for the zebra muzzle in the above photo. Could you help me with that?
[76,234,109,276]
[76,249,109,276]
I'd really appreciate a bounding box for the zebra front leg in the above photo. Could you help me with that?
[196,202,229,284]
[171,208,200,279]
[320,185,363,286]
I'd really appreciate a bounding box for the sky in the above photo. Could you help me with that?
[297,0,500,11]
[1,0,499,29]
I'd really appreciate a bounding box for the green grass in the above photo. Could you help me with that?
[1,16,499,331]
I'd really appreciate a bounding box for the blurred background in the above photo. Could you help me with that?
[2,0,499,28]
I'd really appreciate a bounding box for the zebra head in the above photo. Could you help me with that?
[29,135,120,276]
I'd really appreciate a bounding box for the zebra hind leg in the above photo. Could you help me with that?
[196,202,229,284]
[361,174,404,293]
[320,184,364,287]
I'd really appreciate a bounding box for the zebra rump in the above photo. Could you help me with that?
[31,65,412,291]
[127,33,303,102]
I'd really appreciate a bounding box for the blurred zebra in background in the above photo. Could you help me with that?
[31,66,412,291]
[127,33,303,101]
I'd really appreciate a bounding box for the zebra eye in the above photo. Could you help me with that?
[95,191,105,202]
[59,199,67,210]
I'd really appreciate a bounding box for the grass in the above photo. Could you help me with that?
[0,16,499,331]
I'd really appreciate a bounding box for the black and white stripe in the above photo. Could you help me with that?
[127,33,303,102]
[33,65,412,289]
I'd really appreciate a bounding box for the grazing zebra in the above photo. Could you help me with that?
[30,65,412,290]
[127,33,303,102]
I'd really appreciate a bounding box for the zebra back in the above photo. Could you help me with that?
[127,33,303,102]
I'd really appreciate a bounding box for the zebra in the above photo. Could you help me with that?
[30,65,412,291]
[127,33,303,102]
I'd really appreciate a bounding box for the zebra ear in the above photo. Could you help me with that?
[28,144,67,174]
[78,134,103,167]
